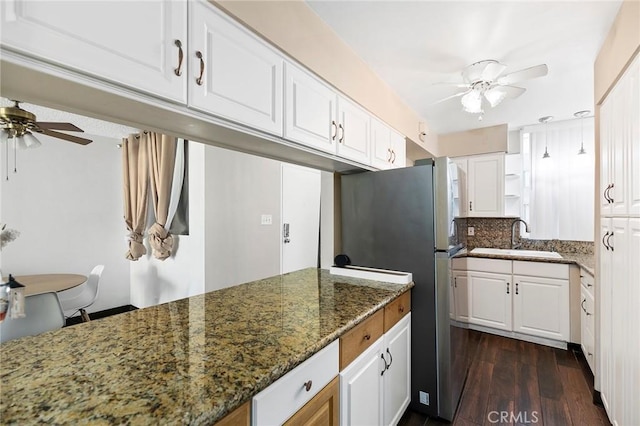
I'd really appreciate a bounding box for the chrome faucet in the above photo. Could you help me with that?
[511,219,530,249]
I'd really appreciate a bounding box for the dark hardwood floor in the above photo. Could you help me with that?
[399,331,611,426]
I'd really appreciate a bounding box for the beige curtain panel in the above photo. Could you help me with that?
[146,132,177,260]
[122,134,149,261]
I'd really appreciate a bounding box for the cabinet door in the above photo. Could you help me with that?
[600,94,613,215]
[189,1,283,136]
[453,272,469,322]
[627,55,640,217]
[580,287,595,373]
[285,377,340,426]
[336,97,371,164]
[610,72,629,217]
[0,0,187,103]
[610,218,628,426]
[451,158,468,216]
[512,275,569,341]
[626,219,640,425]
[390,130,406,168]
[370,117,392,170]
[383,314,411,426]
[284,62,338,154]
[599,218,613,415]
[468,271,511,331]
[467,153,505,217]
[340,338,384,426]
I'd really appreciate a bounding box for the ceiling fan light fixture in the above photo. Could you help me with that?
[22,131,42,149]
[484,88,507,108]
[461,91,483,113]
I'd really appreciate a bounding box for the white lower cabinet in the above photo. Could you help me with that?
[340,313,411,426]
[512,275,569,341]
[252,339,339,425]
[454,258,570,342]
[468,271,512,331]
[580,276,595,373]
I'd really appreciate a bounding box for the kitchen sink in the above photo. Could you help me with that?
[470,248,563,259]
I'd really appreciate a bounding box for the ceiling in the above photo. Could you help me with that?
[306,0,622,135]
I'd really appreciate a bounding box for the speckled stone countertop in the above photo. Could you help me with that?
[455,250,595,276]
[0,268,412,425]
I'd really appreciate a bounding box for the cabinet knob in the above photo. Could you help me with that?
[363,333,371,341]
[303,380,312,392]
[174,40,184,76]
[398,305,405,314]
[195,51,205,86]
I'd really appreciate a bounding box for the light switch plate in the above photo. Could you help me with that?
[261,214,273,225]
[467,226,475,236]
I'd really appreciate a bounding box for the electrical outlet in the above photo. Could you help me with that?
[260,214,273,225]
[419,391,429,405]
[467,226,475,236]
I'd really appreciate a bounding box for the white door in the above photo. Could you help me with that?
[453,272,469,322]
[468,271,512,331]
[336,96,371,164]
[383,314,411,426]
[0,0,187,103]
[512,275,569,341]
[467,153,505,217]
[189,1,283,136]
[339,339,384,426]
[281,164,321,274]
[284,62,338,154]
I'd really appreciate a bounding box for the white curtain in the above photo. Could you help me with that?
[525,118,594,241]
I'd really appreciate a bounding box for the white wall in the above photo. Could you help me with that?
[204,146,282,291]
[0,135,130,313]
[129,142,206,308]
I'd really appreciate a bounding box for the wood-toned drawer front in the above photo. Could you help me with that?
[216,401,250,426]
[513,261,569,279]
[252,339,339,426]
[339,309,384,370]
[384,290,411,332]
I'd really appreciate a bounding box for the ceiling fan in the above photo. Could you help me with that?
[0,100,93,147]
[434,60,548,116]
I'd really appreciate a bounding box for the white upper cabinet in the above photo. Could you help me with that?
[0,0,188,103]
[336,96,371,164]
[467,153,505,217]
[453,153,505,217]
[188,1,283,136]
[371,117,406,169]
[600,52,640,217]
[284,62,337,154]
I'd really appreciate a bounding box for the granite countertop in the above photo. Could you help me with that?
[0,268,413,425]
[455,249,595,276]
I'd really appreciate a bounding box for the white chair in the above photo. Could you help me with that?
[58,265,104,322]
[0,292,65,343]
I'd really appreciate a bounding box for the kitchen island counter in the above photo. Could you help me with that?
[0,268,412,424]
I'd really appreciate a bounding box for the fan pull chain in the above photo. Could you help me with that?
[13,136,17,174]
[5,135,9,181]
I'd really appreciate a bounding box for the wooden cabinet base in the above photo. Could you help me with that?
[216,401,250,426]
[284,377,340,426]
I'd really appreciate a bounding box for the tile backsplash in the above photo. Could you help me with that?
[454,217,594,254]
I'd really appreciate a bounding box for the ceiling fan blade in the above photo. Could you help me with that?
[431,82,471,89]
[497,64,548,85]
[481,62,507,82]
[484,86,526,107]
[39,129,93,145]
[431,90,471,106]
[36,122,84,132]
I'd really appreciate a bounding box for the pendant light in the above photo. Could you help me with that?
[539,116,553,158]
[574,110,590,155]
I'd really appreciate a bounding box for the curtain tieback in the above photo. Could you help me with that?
[149,222,174,260]
[126,231,146,261]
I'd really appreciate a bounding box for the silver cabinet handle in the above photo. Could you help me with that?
[338,124,344,143]
[507,282,510,294]
[581,298,587,313]
[391,150,396,164]
[604,184,612,203]
[606,232,614,251]
[515,283,519,295]
[469,201,473,211]
[380,353,387,376]
[608,183,615,203]
[331,121,337,141]
[195,51,205,86]
[602,231,611,251]
[174,40,184,76]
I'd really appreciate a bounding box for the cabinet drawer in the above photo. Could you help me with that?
[252,339,339,426]
[580,269,595,298]
[384,290,411,332]
[466,258,512,274]
[513,261,569,279]
[340,309,384,370]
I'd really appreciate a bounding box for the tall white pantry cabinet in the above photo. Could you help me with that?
[598,52,640,426]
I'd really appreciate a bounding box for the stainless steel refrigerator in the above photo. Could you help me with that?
[340,157,475,421]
